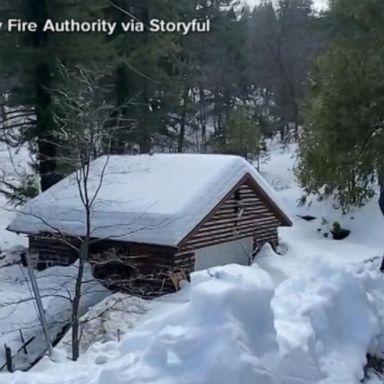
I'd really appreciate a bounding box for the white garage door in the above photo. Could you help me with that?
[194,237,254,271]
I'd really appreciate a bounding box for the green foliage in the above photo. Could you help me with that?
[0,0,325,199]
[297,0,384,210]
[221,106,262,160]
[107,0,247,153]
[0,0,113,107]
[248,0,321,141]
[331,221,351,240]
[0,0,114,191]
[332,221,341,233]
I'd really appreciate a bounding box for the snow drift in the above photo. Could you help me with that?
[3,259,382,384]
[273,261,380,383]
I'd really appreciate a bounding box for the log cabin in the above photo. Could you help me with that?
[7,154,292,297]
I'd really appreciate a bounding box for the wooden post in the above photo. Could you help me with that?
[4,344,12,373]
[20,252,28,267]
[19,329,28,355]
[26,253,53,357]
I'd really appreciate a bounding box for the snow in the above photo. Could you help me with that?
[0,262,109,371]
[58,293,149,356]
[4,264,280,384]
[0,142,110,371]
[244,0,329,12]
[273,261,379,383]
[8,153,291,247]
[0,142,30,251]
[2,139,384,383]
[4,258,384,384]
[260,141,384,253]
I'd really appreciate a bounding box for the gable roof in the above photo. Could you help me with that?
[7,154,292,247]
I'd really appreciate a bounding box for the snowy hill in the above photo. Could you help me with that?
[4,256,384,384]
[1,140,384,383]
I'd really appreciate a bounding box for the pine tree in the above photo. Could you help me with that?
[0,0,113,191]
[248,0,322,141]
[221,106,262,162]
[106,0,244,154]
[106,0,182,153]
[297,0,384,210]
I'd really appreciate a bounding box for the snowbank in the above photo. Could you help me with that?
[3,260,383,384]
[273,261,380,383]
[3,264,278,383]
[115,265,278,384]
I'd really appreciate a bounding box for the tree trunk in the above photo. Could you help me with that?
[199,86,207,151]
[223,86,231,141]
[71,243,86,361]
[380,257,384,273]
[31,0,58,191]
[379,185,384,218]
[111,64,130,154]
[72,172,92,361]
[177,87,189,153]
[35,63,59,191]
[138,0,151,154]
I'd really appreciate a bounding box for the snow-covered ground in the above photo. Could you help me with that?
[0,142,109,371]
[58,293,150,356]
[1,139,384,383]
[0,142,30,251]
[0,262,108,371]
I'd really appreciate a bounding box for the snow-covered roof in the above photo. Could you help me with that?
[7,154,291,247]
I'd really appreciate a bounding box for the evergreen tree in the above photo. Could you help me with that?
[106,0,184,153]
[221,106,262,162]
[0,0,113,190]
[167,0,243,152]
[297,0,384,209]
[248,0,322,141]
[107,0,243,154]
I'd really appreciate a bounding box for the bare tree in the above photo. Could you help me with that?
[45,64,133,361]
[2,65,183,363]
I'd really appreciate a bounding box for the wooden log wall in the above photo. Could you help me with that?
[88,242,179,298]
[28,235,181,297]
[29,235,78,268]
[179,180,281,253]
